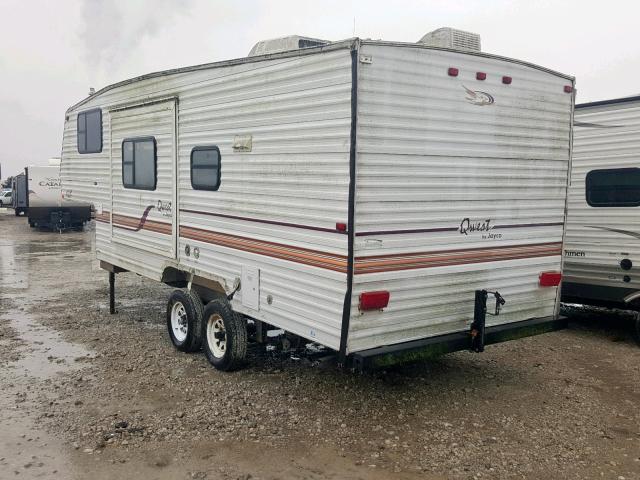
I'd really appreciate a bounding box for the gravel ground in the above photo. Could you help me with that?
[1,210,639,480]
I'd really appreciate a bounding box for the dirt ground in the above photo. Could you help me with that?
[0,210,639,480]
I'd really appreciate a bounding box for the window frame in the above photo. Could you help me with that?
[121,136,157,191]
[190,145,221,191]
[586,167,640,208]
[77,108,103,154]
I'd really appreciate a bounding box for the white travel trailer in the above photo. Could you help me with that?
[27,160,91,230]
[60,31,575,370]
[562,95,640,341]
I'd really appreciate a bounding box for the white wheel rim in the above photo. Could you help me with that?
[171,301,188,342]
[207,314,226,358]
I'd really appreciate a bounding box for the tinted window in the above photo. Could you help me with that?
[586,168,640,207]
[190,146,221,191]
[122,137,156,190]
[77,109,102,154]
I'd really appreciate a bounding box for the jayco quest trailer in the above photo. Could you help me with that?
[562,96,640,341]
[60,32,575,370]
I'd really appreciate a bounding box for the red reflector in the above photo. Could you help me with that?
[448,67,459,77]
[539,271,562,287]
[502,76,512,85]
[476,72,486,80]
[336,222,347,232]
[564,85,573,93]
[359,291,390,311]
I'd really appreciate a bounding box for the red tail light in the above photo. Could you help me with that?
[448,67,459,77]
[502,76,512,85]
[359,291,390,311]
[564,85,573,93]
[335,222,347,232]
[539,271,562,287]
[476,72,486,80]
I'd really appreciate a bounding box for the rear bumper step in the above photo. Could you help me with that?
[350,315,567,372]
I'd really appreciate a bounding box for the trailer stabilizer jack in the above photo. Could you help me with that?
[470,289,506,353]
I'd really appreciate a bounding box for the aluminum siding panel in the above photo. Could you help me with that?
[349,43,573,352]
[60,48,353,349]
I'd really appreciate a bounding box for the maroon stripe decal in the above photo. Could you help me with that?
[117,205,156,232]
[180,209,346,235]
[356,222,565,237]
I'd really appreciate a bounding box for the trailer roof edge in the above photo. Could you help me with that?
[577,95,640,109]
[66,39,359,114]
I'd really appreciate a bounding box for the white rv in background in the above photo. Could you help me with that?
[27,159,91,230]
[60,30,575,371]
[562,96,640,342]
[11,172,28,215]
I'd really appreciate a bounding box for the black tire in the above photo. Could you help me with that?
[166,289,204,353]
[634,314,640,347]
[202,299,247,371]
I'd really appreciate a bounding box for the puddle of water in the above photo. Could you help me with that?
[1,311,93,380]
[0,243,29,289]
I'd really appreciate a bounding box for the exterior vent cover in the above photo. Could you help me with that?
[248,35,329,56]
[418,28,481,52]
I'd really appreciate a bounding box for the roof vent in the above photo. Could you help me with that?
[248,35,329,56]
[418,28,481,52]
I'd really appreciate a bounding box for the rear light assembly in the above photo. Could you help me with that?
[539,271,562,287]
[448,67,459,77]
[359,291,390,311]
[502,76,512,85]
[564,85,573,93]
[476,72,487,80]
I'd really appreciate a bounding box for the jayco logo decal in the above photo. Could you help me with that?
[463,85,495,106]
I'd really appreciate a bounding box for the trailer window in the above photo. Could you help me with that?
[77,109,102,154]
[586,168,640,207]
[190,146,221,191]
[122,137,156,190]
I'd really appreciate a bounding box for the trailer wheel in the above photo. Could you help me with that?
[202,300,247,371]
[634,313,640,347]
[166,289,204,353]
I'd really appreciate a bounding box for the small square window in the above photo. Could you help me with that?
[122,137,156,190]
[586,168,640,207]
[77,109,102,154]
[190,146,221,191]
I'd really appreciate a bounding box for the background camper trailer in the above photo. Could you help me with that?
[27,159,91,230]
[562,95,640,342]
[60,31,575,370]
[11,172,27,216]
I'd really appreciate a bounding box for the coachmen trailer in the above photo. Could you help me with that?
[60,31,575,371]
[11,172,28,216]
[27,160,91,230]
[562,95,640,342]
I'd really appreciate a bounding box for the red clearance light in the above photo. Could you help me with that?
[476,72,487,80]
[539,271,562,287]
[336,222,347,232]
[502,76,512,85]
[359,291,390,311]
[564,85,573,93]
[448,67,459,77]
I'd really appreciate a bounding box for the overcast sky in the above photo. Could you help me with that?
[1,0,638,178]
